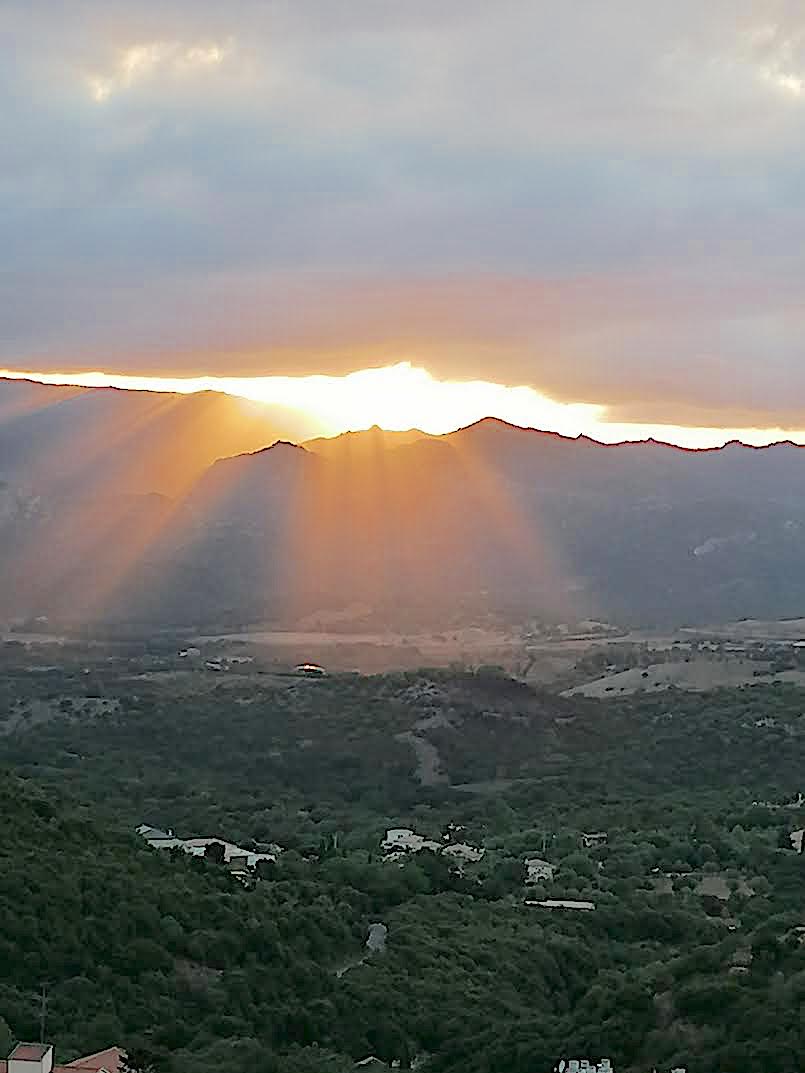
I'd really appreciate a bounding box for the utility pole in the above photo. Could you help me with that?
[39,983,47,1044]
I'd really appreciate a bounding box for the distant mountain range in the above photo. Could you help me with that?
[3,376,805,628]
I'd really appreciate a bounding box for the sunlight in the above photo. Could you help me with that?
[3,363,805,449]
[0,364,603,439]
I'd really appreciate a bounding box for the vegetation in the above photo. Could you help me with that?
[3,658,805,1070]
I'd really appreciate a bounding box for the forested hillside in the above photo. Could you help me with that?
[4,663,805,1070]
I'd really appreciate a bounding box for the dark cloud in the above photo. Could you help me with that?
[4,1,805,428]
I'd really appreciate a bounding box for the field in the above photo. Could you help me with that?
[564,658,805,697]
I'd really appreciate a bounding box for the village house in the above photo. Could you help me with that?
[442,842,485,863]
[135,824,183,850]
[554,1062,686,1073]
[381,828,484,863]
[525,857,555,883]
[382,829,442,855]
[1,1043,124,1073]
[526,899,596,911]
[580,832,608,849]
[556,1060,612,1072]
[136,826,279,870]
[179,838,277,869]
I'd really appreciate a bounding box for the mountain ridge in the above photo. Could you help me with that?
[5,377,805,628]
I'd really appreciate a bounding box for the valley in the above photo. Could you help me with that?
[3,638,805,1070]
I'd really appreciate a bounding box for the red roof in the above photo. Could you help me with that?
[66,1048,125,1072]
[0,1045,124,1073]
[9,1046,52,1061]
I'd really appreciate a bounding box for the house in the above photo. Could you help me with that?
[64,1049,124,1073]
[294,663,327,677]
[382,829,442,854]
[580,832,608,849]
[556,1060,612,1073]
[526,899,596,911]
[135,825,183,850]
[525,857,555,883]
[1,1043,124,1073]
[790,829,804,853]
[179,838,277,869]
[442,842,485,863]
[137,827,278,869]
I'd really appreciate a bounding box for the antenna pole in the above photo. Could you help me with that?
[39,983,47,1044]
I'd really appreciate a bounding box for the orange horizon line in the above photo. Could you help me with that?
[1,372,804,456]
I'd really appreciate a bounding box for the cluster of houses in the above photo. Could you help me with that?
[381,828,485,864]
[0,1042,123,1073]
[555,1063,686,1073]
[137,824,280,879]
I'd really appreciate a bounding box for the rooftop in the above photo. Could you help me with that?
[9,1044,52,1061]
[1,1044,123,1073]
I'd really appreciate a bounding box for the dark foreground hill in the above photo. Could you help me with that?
[5,379,805,626]
[5,663,805,1071]
[0,775,356,1073]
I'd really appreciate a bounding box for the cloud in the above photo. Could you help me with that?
[3,1,805,433]
[86,38,233,102]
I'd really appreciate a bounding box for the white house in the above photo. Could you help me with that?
[442,842,485,863]
[2,1043,124,1073]
[136,827,278,869]
[525,857,555,883]
[179,838,277,869]
[135,825,184,850]
[526,899,595,911]
[580,832,608,849]
[382,829,442,854]
[382,828,484,862]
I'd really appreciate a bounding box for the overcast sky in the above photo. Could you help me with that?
[5,1,805,432]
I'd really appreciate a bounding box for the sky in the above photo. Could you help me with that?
[4,1,805,444]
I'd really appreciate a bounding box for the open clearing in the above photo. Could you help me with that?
[564,658,805,697]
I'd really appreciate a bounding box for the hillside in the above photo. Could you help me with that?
[5,657,805,1070]
[0,377,296,497]
[0,775,357,1073]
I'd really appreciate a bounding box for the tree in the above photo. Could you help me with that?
[0,1017,11,1059]
[122,1043,172,1073]
[204,842,226,865]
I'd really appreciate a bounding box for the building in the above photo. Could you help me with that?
[555,1060,612,1072]
[137,826,279,870]
[525,857,555,883]
[294,663,327,677]
[580,832,608,849]
[179,838,277,869]
[135,825,183,850]
[382,828,485,861]
[382,829,442,854]
[442,842,485,863]
[1,1044,124,1073]
[526,899,596,911]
